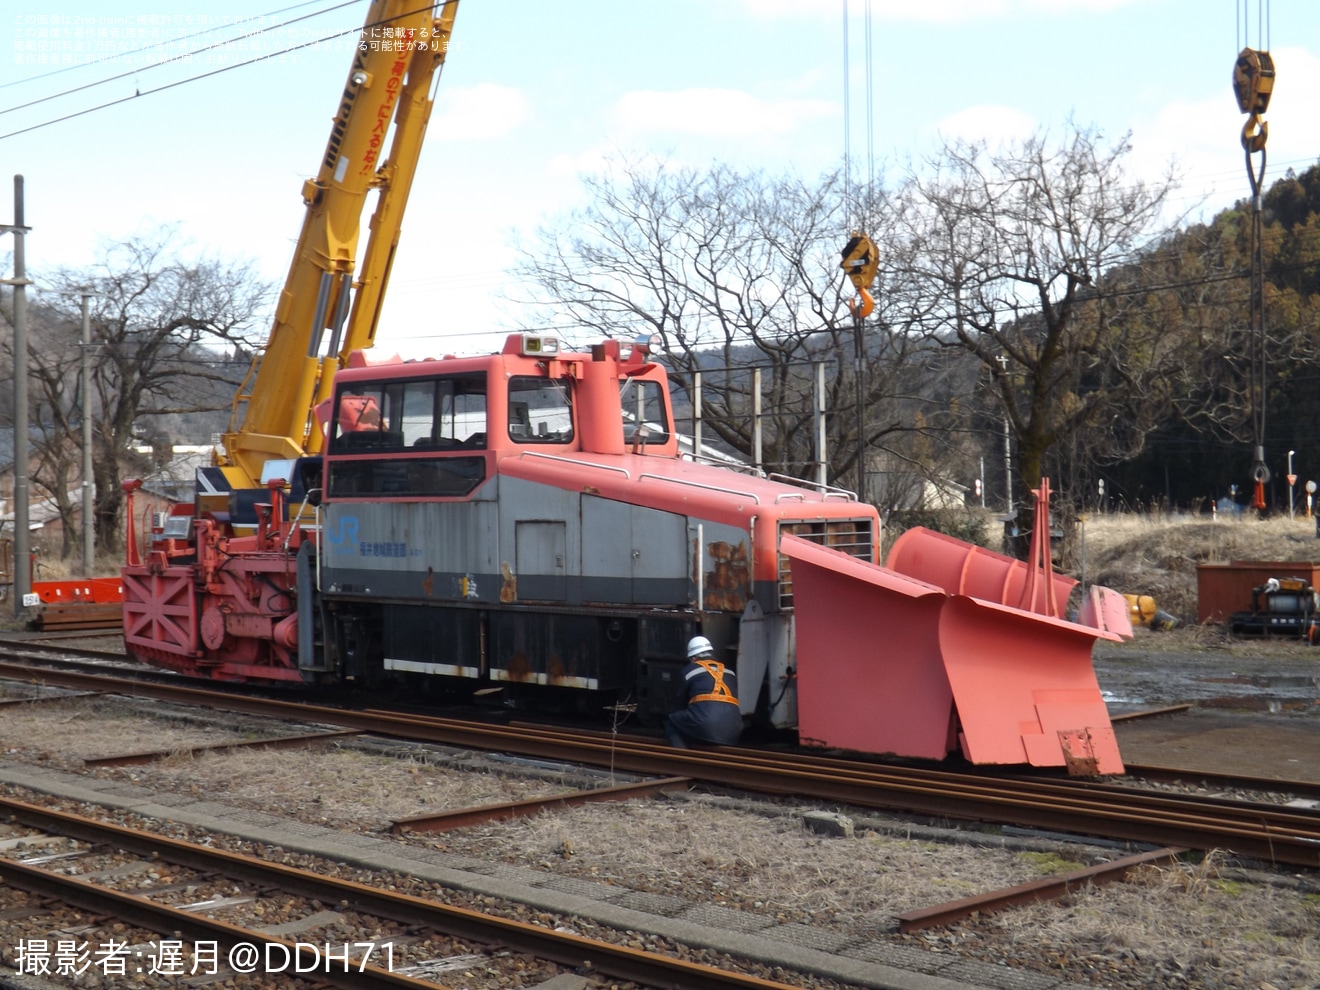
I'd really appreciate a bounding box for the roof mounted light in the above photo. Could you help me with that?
[631,333,657,359]
[519,334,559,357]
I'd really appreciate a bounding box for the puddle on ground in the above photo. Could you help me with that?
[1196,696,1318,713]
[1195,673,1320,689]
[1103,676,1320,714]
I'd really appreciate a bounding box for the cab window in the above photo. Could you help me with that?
[507,376,573,443]
[332,374,487,452]
[620,376,670,445]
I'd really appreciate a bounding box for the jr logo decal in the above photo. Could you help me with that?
[325,515,360,552]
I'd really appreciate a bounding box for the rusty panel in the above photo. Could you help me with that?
[488,611,635,690]
[1196,561,1320,624]
[704,540,749,612]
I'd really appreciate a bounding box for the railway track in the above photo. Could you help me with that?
[2,649,1319,868]
[0,795,800,990]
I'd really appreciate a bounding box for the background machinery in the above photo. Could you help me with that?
[121,0,1131,775]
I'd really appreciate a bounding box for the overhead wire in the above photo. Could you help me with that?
[0,1,454,143]
[0,0,335,92]
[1,0,360,119]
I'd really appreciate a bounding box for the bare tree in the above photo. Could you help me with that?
[34,231,269,553]
[517,158,949,501]
[21,301,85,559]
[902,126,1184,501]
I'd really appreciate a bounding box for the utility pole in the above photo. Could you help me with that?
[996,354,1013,513]
[81,294,95,574]
[814,362,827,489]
[1,176,31,615]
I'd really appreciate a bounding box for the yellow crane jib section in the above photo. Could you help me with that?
[220,0,456,488]
[840,232,879,320]
[1233,47,1274,154]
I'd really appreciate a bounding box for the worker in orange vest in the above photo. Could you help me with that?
[664,635,743,748]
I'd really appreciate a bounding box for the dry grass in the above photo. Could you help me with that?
[0,696,243,766]
[1080,512,1320,624]
[977,854,1320,987]
[138,747,567,828]
[433,801,1320,985]
[433,799,1051,924]
[0,696,570,827]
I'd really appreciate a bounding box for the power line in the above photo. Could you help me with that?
[0,1,453,143]
[1,0,359,119]
[0,0,335,93]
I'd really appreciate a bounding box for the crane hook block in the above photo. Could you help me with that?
[840,232,879,294]
[1233,48,1275,116]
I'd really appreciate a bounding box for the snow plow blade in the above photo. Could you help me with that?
[782,534,1124,774]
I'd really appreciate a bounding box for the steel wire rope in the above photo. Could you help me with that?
[864,0,875,221]
[841,0,851,230]
[1236,0,1272,504]
[0,0,340,95]
[0,0,456,143]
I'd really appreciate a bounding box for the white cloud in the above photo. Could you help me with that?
[614,88,837,139]
[931,105,1038,147]
[431,83,529,141]
[547,142,626,179]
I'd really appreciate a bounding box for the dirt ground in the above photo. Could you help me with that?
[1095,628,1320,782]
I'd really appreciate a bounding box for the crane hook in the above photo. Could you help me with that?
[840,232,879,321]
[1241,113,1268,155]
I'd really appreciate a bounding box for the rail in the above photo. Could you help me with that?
[1,656,1317,867]
[0,796,802,990]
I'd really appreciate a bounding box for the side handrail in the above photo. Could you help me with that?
[519,451,631,479]
[678,452,765,477]
[639,473,760,505]
[767,472,857,501]
[284,488,322,554]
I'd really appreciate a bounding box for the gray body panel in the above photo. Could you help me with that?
[317,467,771,705]
[320,473,749,610]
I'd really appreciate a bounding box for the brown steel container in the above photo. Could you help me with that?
[1196,561,1320,624]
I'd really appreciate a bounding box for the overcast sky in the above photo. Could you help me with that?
[2,0,1317,355]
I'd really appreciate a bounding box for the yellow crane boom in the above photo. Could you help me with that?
[219,0,457,487]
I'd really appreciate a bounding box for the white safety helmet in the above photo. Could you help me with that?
[686,635,714,659]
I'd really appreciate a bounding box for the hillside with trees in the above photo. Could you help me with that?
[524,132,1320,519]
